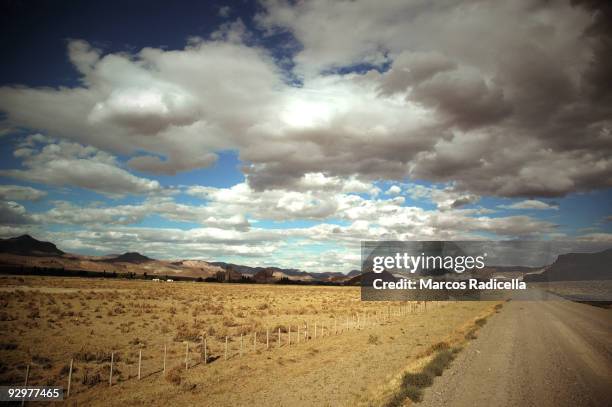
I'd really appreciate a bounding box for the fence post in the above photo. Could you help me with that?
[314,322,317,339]
[109,352,114,387]
[67,358,73,398]
[163,344,167,376]
[138,349,142,379]
[204,338,208,364]
[225,337,228,360]
[185,342,189,369]
[21,364,29,407]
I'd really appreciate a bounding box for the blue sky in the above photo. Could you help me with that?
[0,0,610,272]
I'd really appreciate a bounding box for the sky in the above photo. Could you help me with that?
[0,0,611,273]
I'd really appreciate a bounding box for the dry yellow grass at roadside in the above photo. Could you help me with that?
[0,275,499,406]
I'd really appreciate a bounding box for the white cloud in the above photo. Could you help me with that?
[0,139,160,197]
[499,200,558,210]
[386,185,401,195]
[407,184,479,210]
[0,201,32,225]
[0,185,46,201]
[0,9,608,198]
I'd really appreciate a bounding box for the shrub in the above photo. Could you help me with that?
[385,347,459,407]
[32,354,52,369]
[166,366,183,385]
[402,372,433,388]
[431,341,450,352]
[425,349,456,377]
[0,342,17,350]
[81,370,101,386]
[73,349,111,363]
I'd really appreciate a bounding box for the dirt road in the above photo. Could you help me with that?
[421,299,612,407]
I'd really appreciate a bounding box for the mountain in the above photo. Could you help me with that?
[0,235,357,283]
[346,270,397,286]
[524,248,612,282]
[0,235,64,256]
[106,252,153,263]
[211,261,332,282]
[209,262,259,276]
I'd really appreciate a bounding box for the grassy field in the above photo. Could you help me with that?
[0,275,500,406]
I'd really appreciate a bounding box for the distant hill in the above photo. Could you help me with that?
[346,270,397,286]
[485,266,541,273]
[209,262,259,276]
[0,235,358,283]
[0,235,64,256]
[211,261,345,282]
[106,252,153,263]
[524,248,612,282]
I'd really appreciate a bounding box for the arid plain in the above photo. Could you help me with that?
[0,275,500,406]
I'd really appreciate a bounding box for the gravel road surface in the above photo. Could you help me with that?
[421,299,612,407]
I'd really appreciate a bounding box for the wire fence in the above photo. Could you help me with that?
[6,301,434,401]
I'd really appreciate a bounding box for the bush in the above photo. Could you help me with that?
[431,341,450,352]
[0,342,17,350]
[402,372,433,388]
[32,354,52,369]
[425,349,456,377]
[166,366,183,385]
[385,347,459,407]
[73,349,111,363]
[81,370,101,386]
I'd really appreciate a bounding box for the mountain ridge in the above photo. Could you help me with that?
[0,235,353,282]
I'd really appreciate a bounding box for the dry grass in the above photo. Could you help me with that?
[0,275,501,406]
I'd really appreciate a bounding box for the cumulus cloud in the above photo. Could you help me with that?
[0,139,160,197]
[35,197,250,230]
[0,185,46,201]
[0,36,283,176]
[253,0,612,196]
[386,185,401,196]
[2,6,611,197]
[407,184,479,210]
[500,200,558,210]
[0,175,564,272]
[1,2,609,198]
[0,201,33,225]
